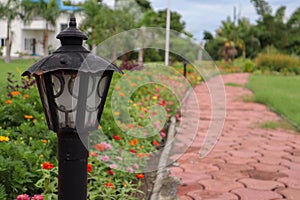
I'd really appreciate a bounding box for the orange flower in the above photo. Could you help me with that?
[104,182,114,189]
[41,139,47,144]
[42,161,54,170]
[114,111,120,117]
[128,123,135,129]
[94,143,106,151]
[5,100,12,104]
[115,85,121,91]
[88,163,92,173]
[129,138,139,147]
[11,91,20,97]
[137,153,144,158]
[119,92,125,97]
[24,115,33,119]
[23,94,29,99]
[153,140,160,147]
[131,82,137,87]
[136,173,145,179]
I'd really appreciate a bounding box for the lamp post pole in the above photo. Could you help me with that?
[165,0,171,66]
[22,16,122,200]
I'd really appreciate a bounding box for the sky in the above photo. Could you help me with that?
[103,0,299,41]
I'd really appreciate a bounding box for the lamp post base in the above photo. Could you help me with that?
[58,130,88,200]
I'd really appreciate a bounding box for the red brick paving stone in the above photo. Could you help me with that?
[261,143,293,152]
[214,163,255,172]
[258,157,290,165]
[231,188,283,200]
[227,150,262,158]
[245,169,287,180]
[187,190,239,200]
[177,184,204,197]
[179,195,193,200]
[283,154,300,163]
[248,162,288,172]
[177,172,212,185]
[280,160,300,171]
[238,178,284,190]
[222,156,259,165]
[277,188,300,200]
[280,169,300,179]
[210,170,250,181]
[180,163,219,174]
[276,177,300,189]
[198,179,244,192]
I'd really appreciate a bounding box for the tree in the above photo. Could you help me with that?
[250,0,272,17]
[0,0,21,63]
[22,0,60,56]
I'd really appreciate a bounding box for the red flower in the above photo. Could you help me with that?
[88,163,92,173]
[42,161,54,170]
[158,99,166,106]
[136,173,145,179]
[104,182,114,189]
[113,135,121,141]
[153,140,160,147]
[94,143,106,151]
[130,149,136,154]
[107,169,114,175]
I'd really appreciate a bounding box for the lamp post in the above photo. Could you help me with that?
[22,16,122,199]
[183,59,187,78]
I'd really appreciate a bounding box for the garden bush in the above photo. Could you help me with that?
[256,53,300,75]
[0,63,201,199]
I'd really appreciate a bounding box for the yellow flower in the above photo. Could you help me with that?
[152,96,158,100]
[11,91,21,97]
[98,125,102,130]
[5,100,12,104]
[114,111,120,117]
[24,115,33,119]
[0,136,9,142]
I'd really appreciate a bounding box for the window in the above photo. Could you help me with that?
[61,23,68,31]
[24,38,34,51]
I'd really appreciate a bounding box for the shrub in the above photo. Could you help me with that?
[256,53,300,74]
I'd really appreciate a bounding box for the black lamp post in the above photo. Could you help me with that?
[183,59,187,77]
[22,16,122,199]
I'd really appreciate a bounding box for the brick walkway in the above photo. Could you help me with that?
[170,73,300,200]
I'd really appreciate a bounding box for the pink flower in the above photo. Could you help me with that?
[153,122,162,130]
[126,167,134,173]
[101,155,110,162]
[110,164,118,169]
[101,141,112,150]
[32,195,44,200]
[116,156,123,161]
[160,131,166,138]
[17,194,30,200]
[133,163,139,169]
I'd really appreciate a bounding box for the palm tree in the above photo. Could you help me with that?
[22,0,60,56]
[0,0,22,63]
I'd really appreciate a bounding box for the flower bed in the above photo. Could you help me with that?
[0,63,201,199]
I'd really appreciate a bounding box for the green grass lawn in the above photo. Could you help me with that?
[247,75,300,129]
[0,59,37,86]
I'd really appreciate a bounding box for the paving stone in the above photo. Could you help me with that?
[177,184,204,196]
[280,169,300,179]
[283,154,300,163]
[176,172,212,185]
[187,190,239,200]
[238,178,284,190]
[259,157,289,165]
[178,195,193,200]
[210,170,250,181]
[180,163,219,174]
[198,179,244,192]
[222,156,259,165]
[227,150,262,158]
[280,160,300,171]
[244,169,287,181]
[277,188,300,200]
[231,188,283,200]
[248,162,288,172]
[276,177,300,189]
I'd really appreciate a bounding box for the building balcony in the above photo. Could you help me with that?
[22,19,55,31]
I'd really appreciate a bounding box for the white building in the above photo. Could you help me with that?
[0,0,84,57]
